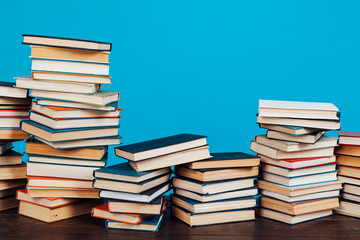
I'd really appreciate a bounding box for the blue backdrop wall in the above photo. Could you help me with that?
[1,1,359,165]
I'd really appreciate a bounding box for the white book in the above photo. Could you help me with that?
[35,136,121,149]
[261,189,340,203]
[261,163,337,178]
[261,171,338,186]
[257,116,340,130]
[32,71,111,84]
[259,155,336,169]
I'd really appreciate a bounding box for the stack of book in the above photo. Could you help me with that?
[251,99,342,224]
[15,34,120,222]
[171,152,260,226]
[0,83,31,211]
[91,133,211,231]
[334,132,360,218]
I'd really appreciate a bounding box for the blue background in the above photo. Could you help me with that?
[1,1,359,165]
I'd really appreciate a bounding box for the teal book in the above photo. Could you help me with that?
[94,162,171,183]
[105,213,165,232]
[20,120,120,142]
[30,89,119,106]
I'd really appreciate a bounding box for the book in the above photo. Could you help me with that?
[27,154,107,167]
[342,193,360,202]
[184,152,260,170]
[0,163,26,180]
[0,105,30,110]
[107,197,165,214]
[0,81,28,98]
[29,111,120,129]
[34,135,121,149]
[260,196,339,215]
[172,177,255,195]
[0,97,31,105]
[337,155,360,168]
[0,109,29,117]
[99,183,170,203]
[259,208,333,225]
[338,165,360,179]
[94,162,171,183]
[36,98,117,111]
[25,137,107,160]
[0,196,18,211]
[16,189,79,208]
[105,213,165,232]
[32,102,121,119]
[31,59,110,76]
[0,150,22,166]
[171,205,255,227]
[257,116,340,130]
[175,165,259,182]
[259,155,336,169]
[255,135,338,152]
[0,128,30,140]
[174,187,258,202]
[27,176,94,189]
[22,34,112,51]
[27,161,101,180]
[261,163,337,178]
[335,200,360,218]
[22,119,119,143]
[260,124,322,135]
[30,89,119,106]
[15,75,100,94]
[257,180,342,197]
[129,146,211,172]
[250,141,334,159]
[115,133,208,161]
[171,194,258,214]
[30,46,109,63]
[91,203,167,224]
[93,173,171,193]
[0,185,26,198]
[338,176,360,186]
[261,171,338,186]
[0,142,13,155]
[18,199,102,223]
[258,99,339,120]
[260,189,340,203]
[335,145,360,157]
[338,131,360,145]
[0,179,27,191]
[267,130,325,144]
[27,187,100,198]
[32,71,111,84]
[343,183,360,196]
[0,117,28,128]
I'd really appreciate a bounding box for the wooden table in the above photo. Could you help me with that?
[1,209,360,240]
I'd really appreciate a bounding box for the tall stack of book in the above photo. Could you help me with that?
[171,152,260,226]
[92,133,211,231]
[15,34,120,222]
[334,132,360,218]
[251,99,342,224]
[0,84,31,212]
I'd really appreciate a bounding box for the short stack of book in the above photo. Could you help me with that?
[334,131,360,218]
[91,133,211,231]
[0,83,31,212]
[251,99,342,224]
[171,152,260,226]
[15,34,120,222]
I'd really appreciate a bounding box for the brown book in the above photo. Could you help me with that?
[0,179,27,191]
[337,154,360,167]
[175,165,259,182]
[260,196,339,215]
[338,165,360,179]
[19,199,102,223]
[0,163,26,180]
[25,138,107,160]
[335,145,360,157]
[0,196,18,211]
[31,46,109,63]
[0,129,30,140]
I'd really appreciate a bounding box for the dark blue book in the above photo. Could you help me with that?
[94,162,171,183]
[171,194,259,214]
[115,133,207,161]
[20,120,120,142]
[172,176,255,195]
[105,212,165,232]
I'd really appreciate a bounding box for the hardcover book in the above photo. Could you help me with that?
[0,81,29,98]
[32,71,112,85]
[105,213,165,232]
[107,196,165,214]
[259,124,322,136]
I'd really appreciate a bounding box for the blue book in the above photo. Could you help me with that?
[171,194,259,214]
[20,120,120,142]
[172,176,255,195]
[105,213,165,232]
[94,162,171,183]
[27,153,107,167]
